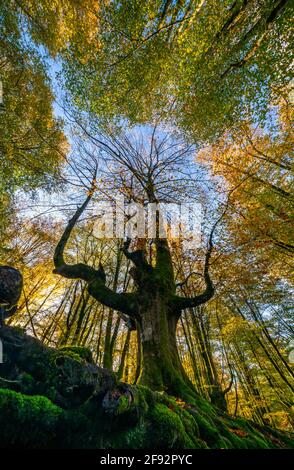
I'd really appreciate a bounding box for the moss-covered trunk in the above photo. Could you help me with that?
[137,293,197,403]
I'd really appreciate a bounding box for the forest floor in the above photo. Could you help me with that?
[0,325,293,449]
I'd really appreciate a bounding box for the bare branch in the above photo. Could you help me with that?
[173,208,227,311]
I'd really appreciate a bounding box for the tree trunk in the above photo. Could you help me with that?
[137,293,197,402]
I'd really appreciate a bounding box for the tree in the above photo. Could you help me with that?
[58,0,293,141]
[7,2,292,142]
[198,92,293,283]
[1,0,293,448]
[53,128,218,402]
[0,1,67,250]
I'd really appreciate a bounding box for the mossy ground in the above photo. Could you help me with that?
[0,384,293,449]
[0,327,293,449]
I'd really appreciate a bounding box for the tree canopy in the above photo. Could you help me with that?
[58,0,293,141]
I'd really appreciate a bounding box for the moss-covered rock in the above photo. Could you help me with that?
[0,389,62,448]
[58,346,94,364]
[0,326,293,449]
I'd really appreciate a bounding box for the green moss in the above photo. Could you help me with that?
[50,350,82,367]
[59,346,93,363]
[0,388,62,447]
[180,409,199,437]
[0,383,293,449]
[214,437,234,449]
[155,394,199,439]
[137,385,156,405]
[243,436,270,449]
[124,421,149,448]
[196,395,217,416]
[110,421,150,449]
[115,395,130,415]
[195,438,209,448]
[148,403,196,448]
[1,325,294,449]
[195,413,220,445]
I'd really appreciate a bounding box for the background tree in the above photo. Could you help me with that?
[0,1,67,252]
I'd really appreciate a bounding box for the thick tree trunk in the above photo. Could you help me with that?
[137,294,197,402]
